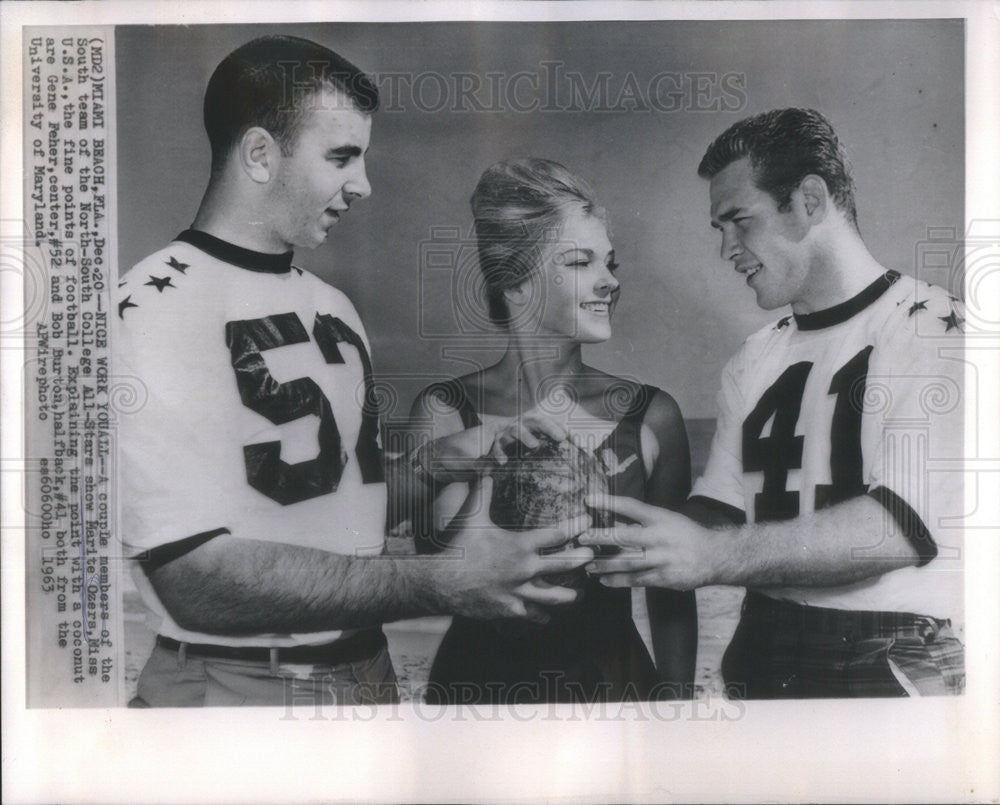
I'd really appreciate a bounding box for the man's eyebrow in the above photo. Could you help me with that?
[710,206,741,228]
[326,145,364,158]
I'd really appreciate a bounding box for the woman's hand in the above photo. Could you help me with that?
[417,409,569,483]
[487,409,568,464]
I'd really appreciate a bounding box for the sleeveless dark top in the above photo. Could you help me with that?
[421,380,662,704]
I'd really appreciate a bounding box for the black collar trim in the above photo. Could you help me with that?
[794,270,900,331]
[175,229,294,274]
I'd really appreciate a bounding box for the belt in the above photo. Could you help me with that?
[156,628,386,671]
[743,591,949,642]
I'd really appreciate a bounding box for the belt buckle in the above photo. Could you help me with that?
[916,616,939,643]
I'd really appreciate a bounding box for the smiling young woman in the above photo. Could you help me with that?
[394,158,697,704]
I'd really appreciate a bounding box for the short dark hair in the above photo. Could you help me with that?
[204,35,379,171]
[471,158,605,325]
[697,108,858,228]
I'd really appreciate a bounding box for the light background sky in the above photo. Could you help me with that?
[116,20,963,421]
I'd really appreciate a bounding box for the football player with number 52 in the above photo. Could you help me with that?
[116,36,591,707]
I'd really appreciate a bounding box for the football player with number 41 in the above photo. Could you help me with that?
[116,36,591,707]
[583,108,966,699]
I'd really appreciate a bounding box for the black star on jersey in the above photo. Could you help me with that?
[907,300,927,317]
[145,275,175,292]
[166,256,189,273]
[939,310,964,332]
[119,295,138,319]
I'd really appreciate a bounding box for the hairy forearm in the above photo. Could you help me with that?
[148,535,457,635]
[709,496,920,587]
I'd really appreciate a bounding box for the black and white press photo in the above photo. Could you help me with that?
[3,2,998,803]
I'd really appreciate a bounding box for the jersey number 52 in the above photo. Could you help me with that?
[226,312,383,505]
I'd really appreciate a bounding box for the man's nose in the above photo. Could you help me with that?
[720,227,741,262]
[345,164,371,200]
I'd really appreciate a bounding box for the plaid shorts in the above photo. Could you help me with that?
[722,592,965,699]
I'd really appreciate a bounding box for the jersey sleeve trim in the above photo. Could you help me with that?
[685,495,747,525]
[867,486,937,566]
[133,528,231,569]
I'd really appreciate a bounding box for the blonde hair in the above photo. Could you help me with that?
[471,158,605,324]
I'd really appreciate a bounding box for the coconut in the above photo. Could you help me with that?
[489,434,613,588]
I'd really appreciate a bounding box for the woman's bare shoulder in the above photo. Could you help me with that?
[410,366,508,419]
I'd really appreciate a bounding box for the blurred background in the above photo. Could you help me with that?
[116,20,964,420]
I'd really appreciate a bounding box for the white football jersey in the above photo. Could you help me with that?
[116,233,385,646]
[693,272,965,622]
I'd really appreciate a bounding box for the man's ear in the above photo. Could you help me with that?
[238,127,277,183]
[796,174,829,221]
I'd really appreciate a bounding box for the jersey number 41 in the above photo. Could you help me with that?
[742,346,873,522]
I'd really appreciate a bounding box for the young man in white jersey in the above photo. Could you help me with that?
[585,108,964,698]
[117,36,590,707]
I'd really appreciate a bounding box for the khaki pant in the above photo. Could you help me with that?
[131,641,399,707]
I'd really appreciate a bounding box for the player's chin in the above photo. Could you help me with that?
[307,228,331,248]
[753,290,784,311]
[289,230,328,251]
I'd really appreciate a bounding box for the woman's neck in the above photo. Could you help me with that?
[497,333,586,407]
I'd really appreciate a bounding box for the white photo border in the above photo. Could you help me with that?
[2,1,998,803]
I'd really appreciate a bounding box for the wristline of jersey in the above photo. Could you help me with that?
[156,628,385,673]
